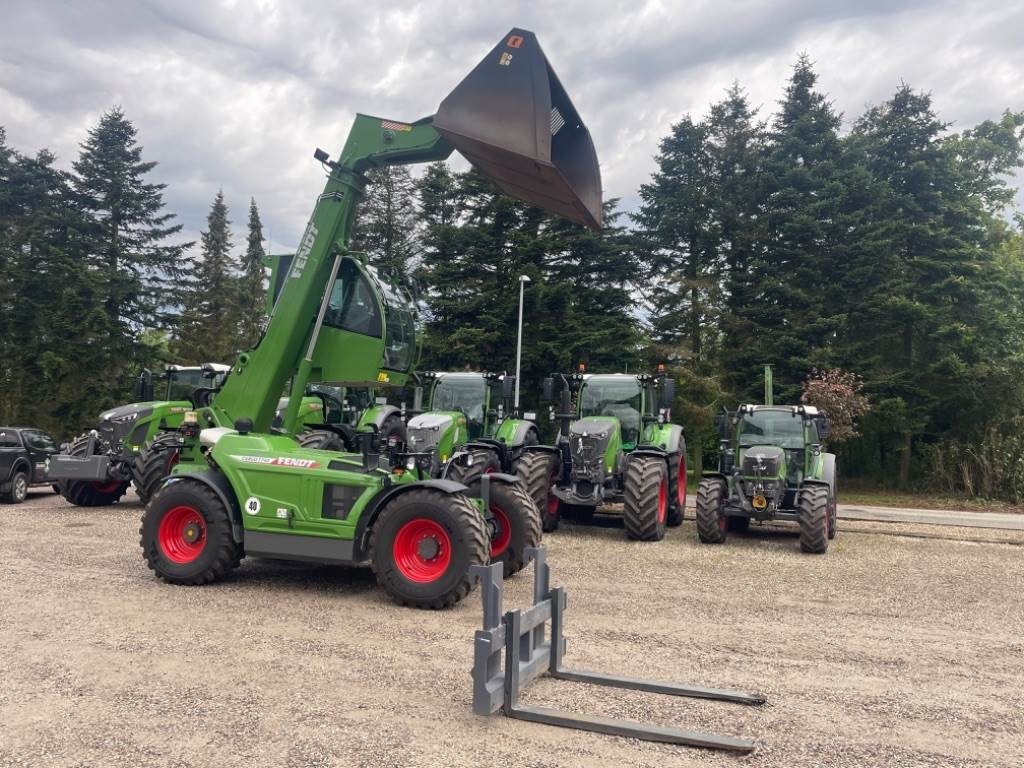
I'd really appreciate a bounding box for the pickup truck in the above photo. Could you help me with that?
[0,426,60,503]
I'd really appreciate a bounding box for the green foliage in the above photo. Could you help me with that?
[350,165,419,278]
[237,198,267,349]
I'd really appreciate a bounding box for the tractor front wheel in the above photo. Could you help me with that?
[696,477,728,544]
[370,489,489,609]
[623,455,668,541]
[298,429,346,451]
[516,451,560,532]
[798,485,830,554]
[447,448,500,487]
[133,432,182,504]
[140,478,243,584]
[59,434,130,506]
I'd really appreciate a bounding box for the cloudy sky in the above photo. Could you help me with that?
[2,0,1022,255]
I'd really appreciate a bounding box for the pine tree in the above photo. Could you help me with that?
[350,165,418,277]
[176,190,237,362]
[237,197,267,349]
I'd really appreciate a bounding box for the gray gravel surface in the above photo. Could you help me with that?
[2,490,1022,768]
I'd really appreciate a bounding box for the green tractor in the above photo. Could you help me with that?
[695,367,837,554]
[49,363,229,506]
[517,367,687,541]
[138,27,602,607]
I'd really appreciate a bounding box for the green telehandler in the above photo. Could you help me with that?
[517,366,687,541]
[135,27,602,607]
[695,366,837,554]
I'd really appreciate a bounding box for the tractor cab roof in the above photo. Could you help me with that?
[740,404,821,417]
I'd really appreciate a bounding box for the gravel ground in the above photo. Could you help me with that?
[2,490,1022,768]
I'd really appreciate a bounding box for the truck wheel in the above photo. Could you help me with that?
[465,479,541,578]
[59,434,129,506]
[516,452,560,532]
[799,485,830,554]
[298,430,345,451]
[4,470,28,503]
[447,448,500,487]
[623,455,668,541]
[696,477,728,543]
[828,490,838,540]
[140,478,243,585]
[370,488,488,609]
[667,446,687,527]
[133,433,182,504]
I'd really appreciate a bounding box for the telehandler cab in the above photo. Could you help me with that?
[139,28,603,607]
[517,366,687,541]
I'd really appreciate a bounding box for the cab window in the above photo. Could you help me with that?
[324,259,382,338]
[0,429,21,448]
[22,430,57,451]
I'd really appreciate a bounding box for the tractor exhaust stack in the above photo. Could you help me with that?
[434,28,603,231]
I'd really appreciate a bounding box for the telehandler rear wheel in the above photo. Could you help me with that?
[465,479,541,578]
[370,489,489,609]
[516,451,560,532]
[696,477,728,543]
[59,434,130,506]
[133,432,182,504]
[799,485,830,554]
[140,478,243,585]
[623,455,668,541]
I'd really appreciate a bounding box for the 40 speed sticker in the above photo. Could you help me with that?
[245,497,261,515]
[230,455,321,469]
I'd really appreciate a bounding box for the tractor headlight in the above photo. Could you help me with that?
[406,457,416,470]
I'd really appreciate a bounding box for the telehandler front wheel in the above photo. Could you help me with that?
[370,489,489,609]
[516,452,560,532]
[59,434,130,507]
[623,455,668,541]
[140,479,243,585]
[695,477,728,544]
[799,485,830,554]
[466,479,541,578]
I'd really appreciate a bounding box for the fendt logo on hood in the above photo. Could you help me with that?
[289,221,319,279]
[231,455,321,470]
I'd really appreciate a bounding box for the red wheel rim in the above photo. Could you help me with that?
[657,477,667,524]
[92,479,123,494]
[719,514,728,532]
[393,518,452,583]
[158,505,207,564]
[490,505,512,558]
[546,494,559,518]
[677,455,687,508]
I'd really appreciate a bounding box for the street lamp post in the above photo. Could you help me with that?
[514,274,531,413]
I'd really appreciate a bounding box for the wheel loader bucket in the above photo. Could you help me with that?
[434,28,603,230]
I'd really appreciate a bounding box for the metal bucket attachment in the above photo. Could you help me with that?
[434,28,602,231]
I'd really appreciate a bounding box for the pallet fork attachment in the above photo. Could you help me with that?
[470,547,766,752]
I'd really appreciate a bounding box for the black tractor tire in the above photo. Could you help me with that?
[727,515,751,533]
[465,478,541,578]
[623,455,669,541]
[59,434,130,506]
[667,445,687,527]
[696,477,728,544]
[516,451,560,532]
[370,488,489,609]
[140,478,244,585]
[298,429,346,451]
[133,433,183,505]
[378,415,408,450]
[51,484,61,494]
[827,489,838,540]
[799,485,831,554]
[447,448,500,487]
[4,469,29,503]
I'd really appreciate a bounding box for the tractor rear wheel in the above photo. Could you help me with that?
[696,477,728,544]
[827,489,838,540]
[298,429,346,451]
[59,434,130,506]
[464,479,541,578]
[667,446,687,527]
[370,488,489,609]
[623,455,668,541]
[798,485,830,554]
[140,478,243,584]
[133,432,182,504]
[447,448,500,487]
[516,451,560,532]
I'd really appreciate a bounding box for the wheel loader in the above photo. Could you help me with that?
[695,367,837,553]
[135,28,603,607]
[517,366,687,541]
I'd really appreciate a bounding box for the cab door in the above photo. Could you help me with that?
[0,428,22,482]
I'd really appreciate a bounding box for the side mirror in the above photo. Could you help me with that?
[713,412,731,439]
[660,378,676,408]
[502,375,516,400]
[542,377,554,402]
[134,369,153,401]
[816,416,832,441]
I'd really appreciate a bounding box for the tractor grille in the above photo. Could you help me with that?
[407,427,442,452]
[741,452,780,477]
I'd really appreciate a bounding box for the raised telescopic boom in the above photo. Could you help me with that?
[200,28,602,437]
